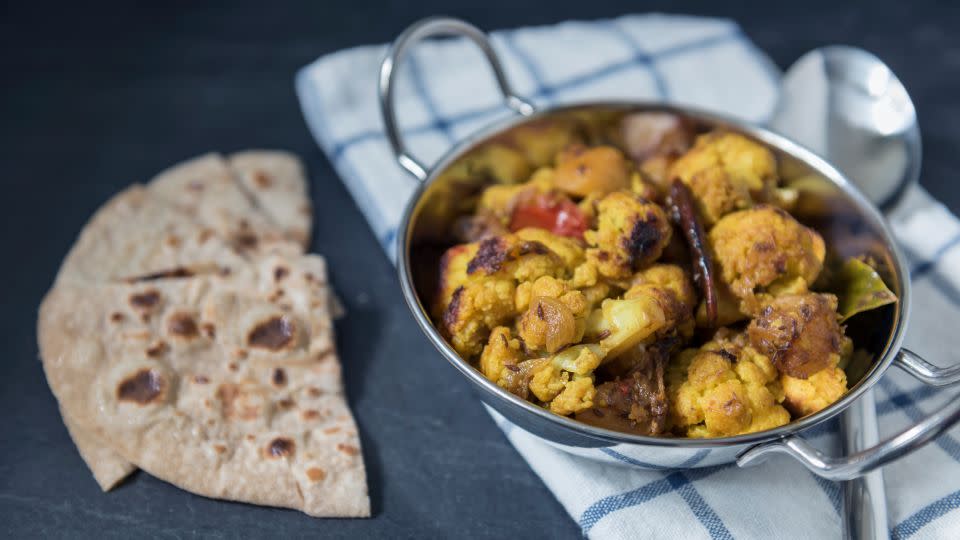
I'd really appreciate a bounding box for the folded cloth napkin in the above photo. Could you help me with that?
[297,14,960,539]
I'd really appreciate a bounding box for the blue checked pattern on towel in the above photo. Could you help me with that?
[296,14,960,539]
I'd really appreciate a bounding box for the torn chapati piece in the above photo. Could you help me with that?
[37,151,368,517]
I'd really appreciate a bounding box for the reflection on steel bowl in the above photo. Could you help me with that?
[385,17,960,479]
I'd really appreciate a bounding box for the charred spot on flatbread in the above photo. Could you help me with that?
[117,368,166,405]
[167,312,199,339]
[247,315,296,351]
[129,289,161,311]
[265,437,295,459]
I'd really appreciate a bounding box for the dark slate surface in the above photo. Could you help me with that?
[1,1,957,538]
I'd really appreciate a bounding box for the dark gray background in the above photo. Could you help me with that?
[2,1,958,538]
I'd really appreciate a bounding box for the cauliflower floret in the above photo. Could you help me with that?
[669,132,778,225]
[435,243,478,318]
[436,233,572,358]
[668,336,790,438]
[627,264,696,303]
[514,227,585,269]
[782,366,847,417]
[584,295,667,359]
[516,275,564,312]
[709,205,826,314]
[553,144,631,197]
[748,293,845,378]
[571,259,600,288]
[550,378,597,415]
[779,328,849,416]
[442,279,517,358]
[528,345,602,414]
[584,191,672,280]
[479,326,524,385]
[624,264,697,340]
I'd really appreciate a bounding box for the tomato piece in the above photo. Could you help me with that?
[509,193,588,238]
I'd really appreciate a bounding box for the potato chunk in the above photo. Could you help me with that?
[553,145,631,197]
[517,296,581,353]
[479,327,524,385]
[748,293,844,378]
[528,345,603,415]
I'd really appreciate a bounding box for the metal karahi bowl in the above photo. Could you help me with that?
[382,17,960,479]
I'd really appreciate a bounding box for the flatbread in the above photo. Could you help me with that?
[54,184,249,489]
[42,151,366,515]
[228,151,312,249]
[148,153,304,255]
[61,408,136,491]
[39,253,370,516]
[56,185,250,286]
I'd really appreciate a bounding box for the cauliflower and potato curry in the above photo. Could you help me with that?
[430,115,896,438]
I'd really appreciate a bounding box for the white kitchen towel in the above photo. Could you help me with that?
[297,14,960,539]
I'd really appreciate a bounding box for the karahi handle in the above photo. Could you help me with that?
[378,16,535,181]
[739,348,960,480]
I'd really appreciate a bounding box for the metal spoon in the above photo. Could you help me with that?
[769,46,921,540]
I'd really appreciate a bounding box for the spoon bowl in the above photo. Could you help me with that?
[770,45,921,210]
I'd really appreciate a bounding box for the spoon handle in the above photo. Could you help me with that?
[842,389,890,540]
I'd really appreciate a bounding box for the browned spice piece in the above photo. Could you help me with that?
[668,179,717,326]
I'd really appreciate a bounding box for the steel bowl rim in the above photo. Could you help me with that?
[396,100,910,449]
